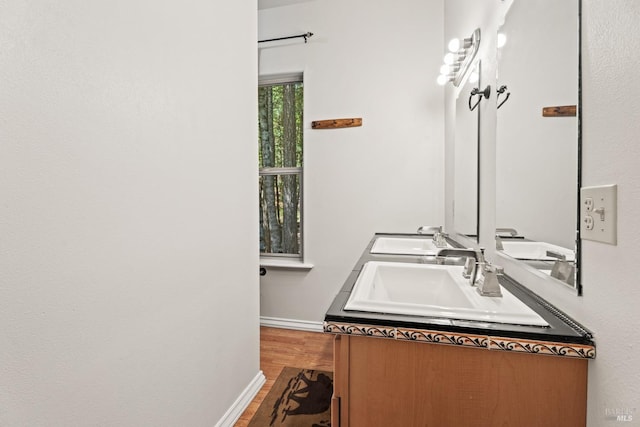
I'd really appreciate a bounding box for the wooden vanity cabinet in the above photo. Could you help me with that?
[331,334,587,427]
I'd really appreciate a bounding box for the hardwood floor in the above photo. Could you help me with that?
[234,326,334,426]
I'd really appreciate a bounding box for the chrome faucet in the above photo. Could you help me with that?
[437,248,504,297]
[436,248,485,286]
[416,225,442,235]
[416,225,448,248]
[547,251,575,286]
[475,263,503,297]
[496,227,519,237]
[433,231,448,248]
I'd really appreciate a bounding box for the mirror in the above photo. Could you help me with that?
[453,63,480,241]
[495,0,581,291]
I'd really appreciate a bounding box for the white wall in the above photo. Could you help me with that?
[446,1,640,425]
[258,0,445,323]
[0,2,260,426]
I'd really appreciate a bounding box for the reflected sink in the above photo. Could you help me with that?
[501,241,575,262]
[344,261,548,326]
[370,237,451,256]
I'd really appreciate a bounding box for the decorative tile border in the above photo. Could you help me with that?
[488,337,596,359]
[323,321,395,339]
[396,328,488,349]
[324,321,595,359]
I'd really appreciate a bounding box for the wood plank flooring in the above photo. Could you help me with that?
[234,326,334,426]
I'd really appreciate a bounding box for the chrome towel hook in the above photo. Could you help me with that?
[497,85,511,109]
[468,85,491,111]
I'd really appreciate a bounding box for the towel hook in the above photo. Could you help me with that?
[497,85,511,109]
[468,85,491,111]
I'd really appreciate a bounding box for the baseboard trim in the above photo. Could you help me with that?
[215,370,266,427]
[260,316,324,332]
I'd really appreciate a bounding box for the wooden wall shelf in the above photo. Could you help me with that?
[311,118,362,129]
[542,105,577,117]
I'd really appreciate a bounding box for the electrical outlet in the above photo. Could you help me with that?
[580,184,617,245]
[584,215,594,230]
[584,197,594,212]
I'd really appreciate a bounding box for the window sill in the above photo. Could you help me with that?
[260,258,314,270]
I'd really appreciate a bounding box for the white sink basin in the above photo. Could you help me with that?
[501,241,575,262]
[370,237,451,256]
[344,261,548,327]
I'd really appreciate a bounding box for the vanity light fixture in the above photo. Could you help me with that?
[436,74,453,86]
[437,28,481,87]
[443,53,455,65]
[448,36,473,53]
[440,64,460,75]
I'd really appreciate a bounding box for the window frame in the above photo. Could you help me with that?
[258,73,304,261]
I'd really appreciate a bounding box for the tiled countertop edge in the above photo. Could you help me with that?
[324,321,596,359]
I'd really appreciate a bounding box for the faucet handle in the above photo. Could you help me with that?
[549,254,575,286]
[487,264,504,276]
[433,231,449,248]
[476,262,503,297]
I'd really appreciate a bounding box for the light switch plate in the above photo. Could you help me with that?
[580,184,617,245]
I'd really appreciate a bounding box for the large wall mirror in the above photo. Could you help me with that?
[453,63,480,241]
[495,0,581,292]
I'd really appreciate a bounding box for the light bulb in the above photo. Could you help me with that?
[443,53,455,65]
[468,72,479,84]
[440,64,451,75]
[497,33,507,48]
[437,74,449,86]
[448,38,461,52]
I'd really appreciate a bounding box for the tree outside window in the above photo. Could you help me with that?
[259,77,303,257]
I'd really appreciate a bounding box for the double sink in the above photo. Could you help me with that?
[344,236,549,327]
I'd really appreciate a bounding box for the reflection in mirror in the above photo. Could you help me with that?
[453,63,480,241]
[495,0,580,291]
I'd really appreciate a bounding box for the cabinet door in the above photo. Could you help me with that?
[341,335,587,427]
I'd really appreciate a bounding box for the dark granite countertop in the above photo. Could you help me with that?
[324,233,594,347]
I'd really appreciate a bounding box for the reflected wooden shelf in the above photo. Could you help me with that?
[542,105,577,117]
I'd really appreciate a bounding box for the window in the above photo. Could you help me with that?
[259,74,303,258]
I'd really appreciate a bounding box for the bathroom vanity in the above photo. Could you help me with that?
[324,233,594,427]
